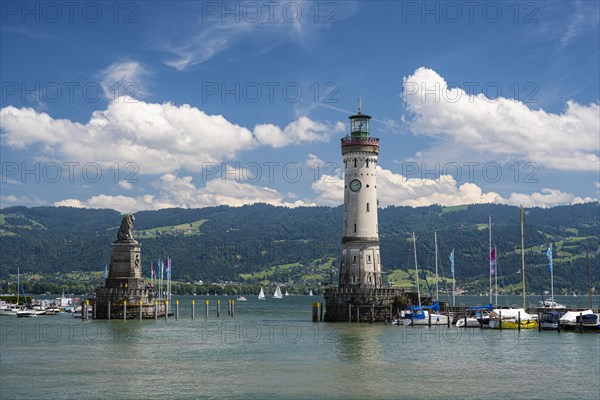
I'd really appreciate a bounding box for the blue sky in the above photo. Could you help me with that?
[1,0,599,212]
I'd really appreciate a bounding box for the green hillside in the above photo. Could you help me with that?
[0,203,598,295]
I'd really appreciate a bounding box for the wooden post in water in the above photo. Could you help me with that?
[205,300,209,318]
[231,300,235,317]
[348,304,352,323]
[428,312,431,327]
[191,300,195,319]
[81,301,85,320]
[499,311,502,330]
[139,300,143,320]
[538,313,541,332]
[165,300,168,320]
[123,300,127,321]
[464,313,467,328]
[108,301,111,320]
[93,301,96,319]
[579,312,583,333]
[312,303,319,322]
[447,309,450,327]
[217,300,221,318]
[357,306,360,323]
[176,300,179,320]
[518,311,521,332]
[154,300,157,320]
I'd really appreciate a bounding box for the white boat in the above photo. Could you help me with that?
[285,291,289,296]
[16,309,38,318]
[455,304,492,328]
[559,309,594,330]
[44,307,62,315]
[237,296,247,302]
[0,305,20,316]
[273,286,283,299]
[538,298,566,309]
[258,287,266,300]
[309,290,313,296]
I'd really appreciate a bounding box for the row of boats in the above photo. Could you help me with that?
[394,302,600,332]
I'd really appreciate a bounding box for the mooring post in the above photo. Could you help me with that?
[312,303,318,322]
[205,300,209,318]
[428,312,431,327]
[217,300,221,318]
[348,303,352,323]
[154,300,157,320]
[191,300,195,319]
[538,313,541,332]
[499,311,502,330]
[464,313,467,328]
[557,315,561,333]
[447,309,450,327]
[139,300,143,320]
[93,301,96,319]
[81,301,85,320]
[357,306,360,323]
[165,300,168,320]
[518,311,521,332]
[176,300,179,320]
[231,300,235,317]
[108,301,111,320]
[123,300,127,321]
[579,312,583,333]
[319,302,323,322]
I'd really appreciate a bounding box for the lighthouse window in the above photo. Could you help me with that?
[354,159,357,168]
[368,275,372,283]
[353,275,356,283]
[368,255,372,262]
[353,256,357,263]
[353,223,357,233]
[366,203,370,212]
[366,159,369,168]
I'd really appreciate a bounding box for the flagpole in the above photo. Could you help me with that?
[489,215,492,304]
[434,231,439,303]
[451,249,455,307]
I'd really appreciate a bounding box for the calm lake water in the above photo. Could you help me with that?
[1,295,599,400]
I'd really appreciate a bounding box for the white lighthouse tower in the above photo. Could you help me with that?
[339,99,382,289]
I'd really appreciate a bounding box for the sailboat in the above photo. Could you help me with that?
[309,290,313,296]
[285,290,290,296]
[489,207,538,329]
[403,232,449,326]
[258,287,265,300]
[273,286,283,299]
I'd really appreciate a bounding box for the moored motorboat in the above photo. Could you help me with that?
[560,310,594,331]
[456,304,492,328]
[403,302,449,326]
[540,310,565,330]
[16,309,38,318]
[489,308,538,329]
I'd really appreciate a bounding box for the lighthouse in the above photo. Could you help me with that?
[339,99,382,289]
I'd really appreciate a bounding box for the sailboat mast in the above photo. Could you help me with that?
[17,267,20,306]
[489,216,492,304]
[550,243,554,306]
[520,206,526,309]
[587,246,592,309]
[494,246,498,306]
[434,231,439,303]
[413,232,421,307]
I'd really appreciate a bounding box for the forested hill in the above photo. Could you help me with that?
[1,203,598,293]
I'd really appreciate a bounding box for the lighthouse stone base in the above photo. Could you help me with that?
[324,288,409,322]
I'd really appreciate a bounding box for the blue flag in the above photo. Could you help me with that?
[449,249,455,278]
[103,263,108,279]
[546,245,553,273]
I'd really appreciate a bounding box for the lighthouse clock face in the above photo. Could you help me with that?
[350,179,362,192]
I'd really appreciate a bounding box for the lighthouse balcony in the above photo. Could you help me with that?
[341,137,379,148]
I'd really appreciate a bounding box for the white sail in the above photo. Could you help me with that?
[258,287,265,300]
[285,291,289,296]
[309,290,313,296]
[273,286,283,299]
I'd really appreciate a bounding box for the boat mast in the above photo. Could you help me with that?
[587,246,593,309]
[17,267,20,306]
[520,206,526,310]
[550,243,554,307]
[489,215,492,304]
[413,232,421,307]
[434,230,439,303]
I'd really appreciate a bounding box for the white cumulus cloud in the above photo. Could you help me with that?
[402,67,600,171]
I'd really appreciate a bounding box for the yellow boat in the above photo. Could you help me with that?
[497,319,538,329]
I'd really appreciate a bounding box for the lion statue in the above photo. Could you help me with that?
[117,213,136,242]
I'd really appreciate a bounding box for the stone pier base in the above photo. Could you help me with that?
[324,288,426,322]
[91,287,168,319]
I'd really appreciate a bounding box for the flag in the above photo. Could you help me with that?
[151,262,154,280]
[166,257,171,280]
[103,263,108,280]
[449,249,455,278]
[546,245,553,273]
[160,258,164,280]
[489,247,497,276]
